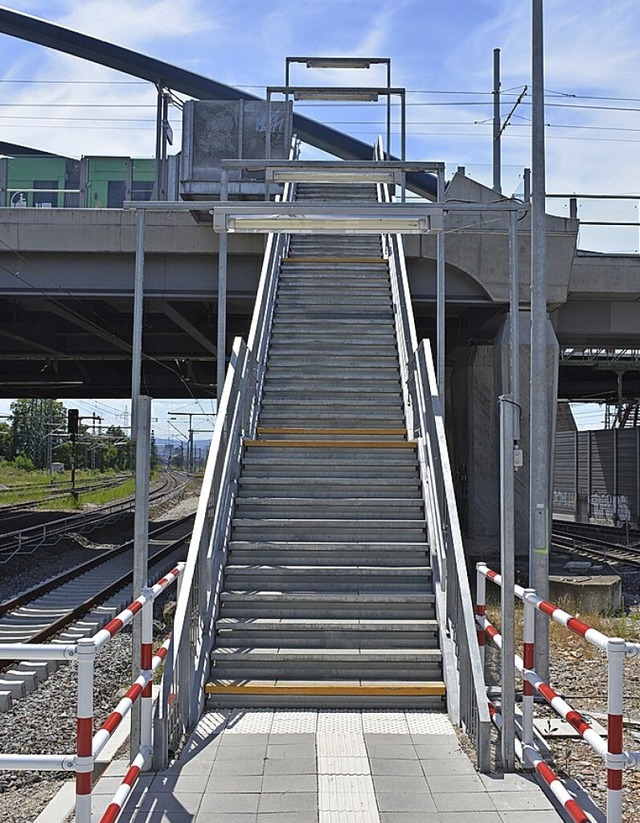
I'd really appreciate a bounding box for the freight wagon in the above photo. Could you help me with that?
[553,429,639,527]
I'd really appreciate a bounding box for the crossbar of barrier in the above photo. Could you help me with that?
[487,702,590,823]
[477,562,640,823]
[0,562,185,823]
[99,750,147,823]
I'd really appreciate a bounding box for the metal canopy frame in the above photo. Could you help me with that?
[284,56,393,160]
[267,85,405,164]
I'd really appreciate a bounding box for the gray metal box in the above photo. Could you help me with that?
[180,100,292,199]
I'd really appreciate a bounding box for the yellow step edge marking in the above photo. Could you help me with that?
[257,427,407,436]
[244,439,417,449]
[282,257,388,264]
[206,684,446,697]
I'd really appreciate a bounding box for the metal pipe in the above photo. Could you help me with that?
[436,168,446,409]
[499,395,516,771]
[217,173,229,402]
[130,395,151,759]
[493,48,502,194]
[530,0,550,681]
[131,209,145,431]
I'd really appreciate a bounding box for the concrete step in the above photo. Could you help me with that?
[215,617,439,648]
[224,562,431,576]
[264,354,399,366]
[233,498,424,519]
[227,540,428,556]
[219,591,435,620]
[241,448,419,465]
[205,679,446,709]
[231,519,426,542]
[257,414,407,427]
[259,397,402,410]
[263,370,401,383]
[210,647,442,681]
[276,291,390,302]
[271,317,394,327]
[228,552,428,568]
[237,477,420,494]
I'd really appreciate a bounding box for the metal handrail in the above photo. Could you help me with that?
[377,136,490,770]
[153,139,298,764]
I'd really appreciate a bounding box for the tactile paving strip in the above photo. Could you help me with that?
[405,711,455,735]
[271,709,318,734]
[317,731,380,822]
[225,709,273,734]
[361,711,410,734]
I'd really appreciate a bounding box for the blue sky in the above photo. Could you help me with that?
[2,0,639,432]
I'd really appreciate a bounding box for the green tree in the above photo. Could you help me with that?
[0,422,13,461]
[10,399,66,469]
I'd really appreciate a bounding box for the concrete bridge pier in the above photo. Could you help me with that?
[449,311,558,560]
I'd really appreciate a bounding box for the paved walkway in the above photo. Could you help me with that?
[91,709,570,822]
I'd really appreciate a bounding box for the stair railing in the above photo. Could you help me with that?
[377,139,491,772]
[153,154,296,766]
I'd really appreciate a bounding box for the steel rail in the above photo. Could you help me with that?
[0,515,193,675]
[0,470,188,557]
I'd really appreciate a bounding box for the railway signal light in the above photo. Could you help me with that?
[68,408,79,436]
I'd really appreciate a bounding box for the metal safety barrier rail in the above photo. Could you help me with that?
[0,562,185,823]
[376,135,491,772]
[476,562,640,823]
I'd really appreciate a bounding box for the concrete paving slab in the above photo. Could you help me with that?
[37,709,573,823]
[376,791,438,813]
[433,791,497,813]
[198,791,260,814]
[258,790,318,813]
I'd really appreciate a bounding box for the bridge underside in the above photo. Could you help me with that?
[0,284,635,402]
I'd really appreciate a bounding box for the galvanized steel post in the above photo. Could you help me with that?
[493,48,501,194]
[131,395,151,760]
[436,168,446,408]
[530,0,550,680]
[499,395,516,771]
[217,171,229,403]
[131,209,145,430]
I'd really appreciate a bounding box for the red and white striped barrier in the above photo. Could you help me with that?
[99,750,146,823]
[0,562,185,823]
[488,702,590,823]
[476,562,640,823]
[92,564,183,650]
[93,638,171,758]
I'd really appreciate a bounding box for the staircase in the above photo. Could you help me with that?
[206,182,446,708]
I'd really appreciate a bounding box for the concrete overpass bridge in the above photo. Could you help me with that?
[0,171,638,401]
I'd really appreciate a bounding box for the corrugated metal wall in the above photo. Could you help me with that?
[553,429,639,526]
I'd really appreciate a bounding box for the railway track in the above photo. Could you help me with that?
[0,470,189,561]
[552,520,640,569]
[0,473,132,517]
[0,512,194,709]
